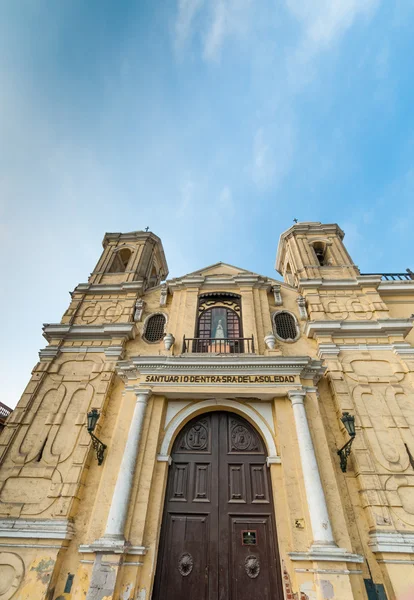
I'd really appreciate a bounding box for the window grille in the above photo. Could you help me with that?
[144,314,166,342]
[274,312,297,341]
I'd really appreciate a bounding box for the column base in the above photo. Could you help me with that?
[79,536,147,555]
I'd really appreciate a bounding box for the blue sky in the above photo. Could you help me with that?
[1,1,414,407]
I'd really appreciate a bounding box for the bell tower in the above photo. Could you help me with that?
[89,230,168,289]
[275,222,360,286]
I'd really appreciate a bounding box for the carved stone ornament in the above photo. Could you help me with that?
[134,298,145,322]
[272,284,283,306]
[296,295,308,320]
[179,420,209,451]
[230,418,260,452]
[245,554,260,578]
[178,552,194,576]
[160,284,168,307]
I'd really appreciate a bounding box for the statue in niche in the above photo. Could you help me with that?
[214,319,225,339]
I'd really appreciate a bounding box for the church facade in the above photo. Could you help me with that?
[0,222,414,600]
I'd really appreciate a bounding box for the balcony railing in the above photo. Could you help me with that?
[0,402,12,421]
[360,269,414,281]
[182,336,255,354]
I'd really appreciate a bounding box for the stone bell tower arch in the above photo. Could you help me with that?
[275,221,360,286]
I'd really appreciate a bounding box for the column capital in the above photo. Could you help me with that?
[288,389,307,404]
[134,388,151,402]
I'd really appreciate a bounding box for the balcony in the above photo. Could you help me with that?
[182,336,255,354]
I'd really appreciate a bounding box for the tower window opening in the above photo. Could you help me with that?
[273,311,298,341]
[143,314,166,343]
[107,248,132,273]
[147,266,159,289]
[313,242,326,266]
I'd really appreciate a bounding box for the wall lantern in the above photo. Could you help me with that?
[337,412,356,473]
[86,409,107,466]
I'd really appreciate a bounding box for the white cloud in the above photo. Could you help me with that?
[174,0,204,51]
[203,0,252,61]
[286,0,379,50]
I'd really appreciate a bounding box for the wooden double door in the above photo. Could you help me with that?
[153,411,284,600]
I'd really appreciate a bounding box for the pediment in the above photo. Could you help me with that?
[173,262,264,280]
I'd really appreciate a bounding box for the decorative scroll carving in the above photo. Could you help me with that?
[245,555,260,578]
[296,296,308,320]
[178,552,193,576]
[178,419,209,452]
[229,417,260,453]
[0,552,25,600]
[160,284,168,307]
[197,293,241,318]
[272,284,282,306]
[134,298,145,322]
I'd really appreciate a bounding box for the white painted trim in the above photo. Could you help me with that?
[368,531,414,554]
[75,281,144,294]
[79,542,147,555]
[158,399,280,462]
[299,276,382,291]
[157,454,172,465]
[294,568,363,574]
[42,323,136,342]
[39,344,128,361]
[168,272,271,293]
[306,318,413,339]
[378,281,414,295]
[289,549,364,563]
[0,542,65,549]
[0,518,75,540]
[119,354,324,376]
[317,342,414,358]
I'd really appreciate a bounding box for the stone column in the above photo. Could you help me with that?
[103,389,151,543]
[85,389,151,600]
[288,390,336,548]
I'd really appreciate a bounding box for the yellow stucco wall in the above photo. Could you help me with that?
[0,225,413,600]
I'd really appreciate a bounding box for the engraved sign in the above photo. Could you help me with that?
[144,374,297,384]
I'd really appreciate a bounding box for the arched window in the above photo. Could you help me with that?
[273,311,299,342]
[107,248,132,273]
[143,313,166,343]
[198,307,241,340]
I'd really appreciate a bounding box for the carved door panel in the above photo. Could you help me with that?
[152,412,283,600]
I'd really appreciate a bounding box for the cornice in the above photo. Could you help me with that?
[103,230,161,247]
[167,273,272,292]
[117,355,325,383]
[305,318,413,339]
[289,548,364,563]
[42,323,136,343]
[0,518,75,540]
[368,531,414,554]
[317,342,414,359]
[74,281,144,295]
[378,280,414,295]
[299,275,382,291]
